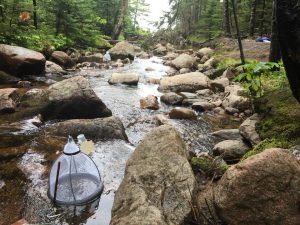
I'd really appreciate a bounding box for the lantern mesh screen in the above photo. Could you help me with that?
[48,152,103,205]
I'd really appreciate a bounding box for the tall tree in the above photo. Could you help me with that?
[223,0,231,37]
[32,0,37,29]
[249,0,258,37]
[0,0,4,22]
[112,0,129,40]
[276,0,300,103]
[269,0,281,62]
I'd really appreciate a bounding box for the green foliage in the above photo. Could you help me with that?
[241,138,292,160]
[235,62,280,97]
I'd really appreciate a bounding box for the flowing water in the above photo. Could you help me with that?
[0,57,214,225]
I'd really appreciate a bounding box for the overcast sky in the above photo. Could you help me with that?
[138,0,170,31]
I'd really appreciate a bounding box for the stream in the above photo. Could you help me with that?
[0,57,214,225]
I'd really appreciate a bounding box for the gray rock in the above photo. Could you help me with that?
[50,51,74,68]
[211,78,230,92]
[108,73,139,85]
[45,61,65,75]
[160,92,183,105]
[225,107,240,114]
[153,44,167,56]
[45,116,127,141]
[158,72,210,92]
[171,53,196,69]
[140,95,159,110]
[179,68,191,74]
[179,92,198,99]
[78,53,104,63]
[197,47,214,58]
[192,101,215,112]
[222,85,251,111]
[110,125,196,225]
[109,41,136,60]
[196,89,213,96]
[239,114,261,146]
[0,71,20,84]
[210,129,242,144]
[213,139,251,162]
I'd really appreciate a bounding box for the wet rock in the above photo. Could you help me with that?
[0,145,28,160]
[179,92,198,99]
[192,101,215,112]
[196,89,213,96]
[239,114,261,146]
[211,129,242,144]
[182,98,203,106]
[0,44,46,77]
[122,58,131,64]
[213,139,251,162]
[145,67,155,72]
[45,116,127,141]
[222,85,251,112]
[169,108,197,120]
[222,68,235,79]
[21,88,46,104]
[45,61,65,75]
[0,88,19,114]
[140,95,159,110]
[154,114,171,125]
[153,43,167,56]
[225,107,239,115]
[179,68,191,74]
[160,92,184,105]
[214,148,300,225]
[159,72,210,92]
[108,73,139,85]
[146,77,160,85]
[109,41,136,60]
[49,51,74,68]
[137,51,150,59]
[41,76,112,120]
[78,53,103,63]
[45,79,56,85]
[166,67,178,76]
[111,125,196,225]
[17,81,31,88]
[112,60,124,68]
[171,53,196,69]
[211,78,229,92]
[197,47,214,58]
[0,71,20,84]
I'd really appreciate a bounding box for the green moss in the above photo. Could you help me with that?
[255,87,300,145]
[241,138,293,161]
[191,156,213,172]
[216,58,241,70]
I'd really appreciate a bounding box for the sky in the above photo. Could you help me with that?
[138,0,170,31]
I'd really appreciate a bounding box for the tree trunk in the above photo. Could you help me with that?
[223,0,231,37]
[259,0,266,36]
[112,0,129,40]
[269,0,281,62]
[231,0,245,64]
[276,0,300,103]
[33,0,38,29]
[249,0,258,37]
[0,0,4,22]
[55,9,62,36]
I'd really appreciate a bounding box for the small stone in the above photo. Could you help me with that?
[169,108,197,120]
[210,78,230,92]
[160,92,183,105]
[192,102,215,112]
[140,95,159,110]
[225,107,239,114]
[145,67,155,72]
[17,81,32,88]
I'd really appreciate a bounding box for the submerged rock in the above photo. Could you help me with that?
[140,95,159,110]
[214,148,300,225]
[44,116,127,141]
[108,73,139,85]
[41,76,112,120]
[111,125,196,225]
[0,44,46,77]
[0,88,19,114]
[158,72,210,92]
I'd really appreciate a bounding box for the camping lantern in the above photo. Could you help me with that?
[48,136,103,206]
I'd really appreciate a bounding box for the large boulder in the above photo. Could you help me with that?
[140,95,159,110]
[109,41,136,60]
[239,114,261,146]
[108,73,139,85]
[153,43,167,56]
[49,51,74,68]
[0,88,19,114]
[0,71,20,84]
[0,44,46,77]
[210,78,229,92]
[160,92,184,105]
[158,72,210,92]
[45,116,127,141]
[197,47,214,58]
[214,148,300,225]
[171,53,196,69]
[222,85,251,112]
[213,139,251,162]
[40,76,111,120]
[110,125,196,225]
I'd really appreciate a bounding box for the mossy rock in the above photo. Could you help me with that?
[254,87,300,145]
[241,138,292,161]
